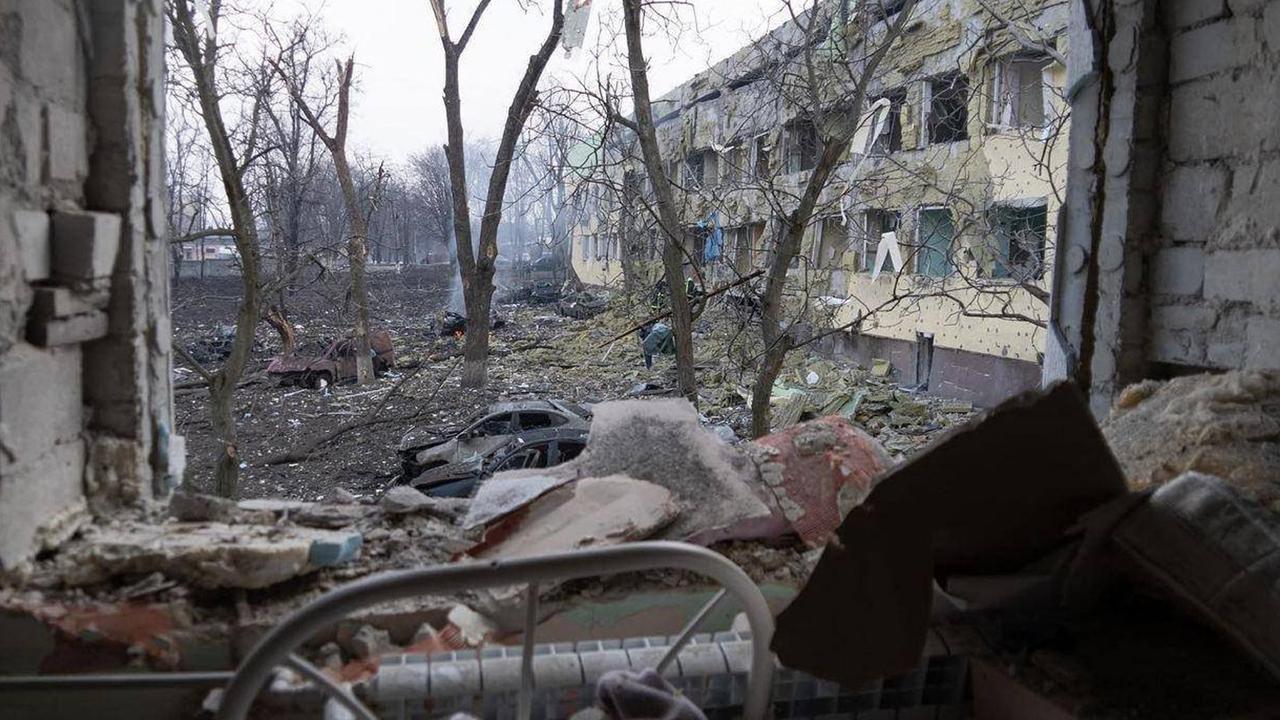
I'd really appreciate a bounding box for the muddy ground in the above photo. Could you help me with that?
[172,267,968,501]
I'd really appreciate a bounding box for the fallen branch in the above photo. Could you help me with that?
[173,343,215,383]
[259,359,458,466]
[597,269,765,348]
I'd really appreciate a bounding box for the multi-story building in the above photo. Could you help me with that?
[572,0,1069,406]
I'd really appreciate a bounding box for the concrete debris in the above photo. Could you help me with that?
[323,487,360,505]
[447,604,500,646]
[749,416,895,546]
[380,485,434,514]
[49,521,362,589]
[463,472,573,530]
[294,503,371,529]
[764,358,972,456]
[168,490,274,524]
[337,623,392,660]
[1104,370,1280,509]
[557,399,773,541]
[467,475,678,561]
[380,485,469,521]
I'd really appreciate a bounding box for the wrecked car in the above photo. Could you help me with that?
[435,311,506,337]
[398,400,593,490]
[266,328,396,388]
[409,426,591,497]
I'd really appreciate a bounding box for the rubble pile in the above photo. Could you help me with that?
[1103,369,1280,509]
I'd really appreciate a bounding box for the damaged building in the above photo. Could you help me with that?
[2,0,1280,718]
[573,0,1068,406]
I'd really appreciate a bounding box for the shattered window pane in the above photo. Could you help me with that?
[518,412,566,430]
[928,72,969,143]
[990,57,1049,128]
[990,204,1048,280]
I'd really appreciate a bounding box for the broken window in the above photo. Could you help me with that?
[869,88,906,154]
[989,55,1050,129]
[784,118,820,173]
[724,145,745,184]
[751,134,771,179]
[579,234,589,261]
[926,72,969,144]
[989,203,1048,280]
[862,209,900,271]
[814,217,850,295]
[686,225,709,267]
[474,412,515,436]
[916,207,955,278]
[730,223,765,274]
[868,0,908,21]
[684,151,705,188]
[515,411,567,430]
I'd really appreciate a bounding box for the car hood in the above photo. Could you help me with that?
[414,435,512,467]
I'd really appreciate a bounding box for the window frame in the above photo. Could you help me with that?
[915,206,956,278]
[925,72,970,145]
[987,202,1049,281]
[861,209,901,272]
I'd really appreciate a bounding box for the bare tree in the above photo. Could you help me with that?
[618,0,700,401]
[270,35,376,385]
[427,0,566,388]
[744,0,920,436]
[167,0,266,496]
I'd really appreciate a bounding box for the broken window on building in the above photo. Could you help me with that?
[579,234,590,261]
[684,151,706,188]
[686,225,709,267]
[814,217,850,295]
[730,223,765,275]
[916,206,955,278]
[751,134,772,179]
[868,0,908,21]
[926,72,969,144]
[862,209,901,271]
[722,145,742,184]
[785,118,821,173]
[869,88,906,154]
[988,55,1050,129]
[989,203,1048,280]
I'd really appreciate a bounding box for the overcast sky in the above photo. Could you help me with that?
[273,0,792,161]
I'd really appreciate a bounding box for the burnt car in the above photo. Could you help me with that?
[267,328,396,388]
[408,426,591,498]
[397,400,592,494]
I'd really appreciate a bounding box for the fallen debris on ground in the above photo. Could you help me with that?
[1103,370,1280,507]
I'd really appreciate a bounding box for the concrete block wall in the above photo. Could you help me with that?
[1151,0,1280,369]
[0,0,175,572]
[1048,0,1280,415]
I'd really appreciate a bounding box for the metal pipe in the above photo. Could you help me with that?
[656,588,728,674]
[518,582,539,720]
[0,671,233,691]
[216,542,776,720]
[286,654,378,720]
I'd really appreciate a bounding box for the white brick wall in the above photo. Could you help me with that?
[1147,2,1280,369]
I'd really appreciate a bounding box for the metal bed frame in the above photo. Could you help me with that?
[215,541,776,720]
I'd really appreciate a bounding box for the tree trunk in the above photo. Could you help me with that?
[333,154,376,385]
[622,0,697,402]
[265,304,296,356]
[750,340,788,438]
[170,0,263,497]
[431,1,564,388]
